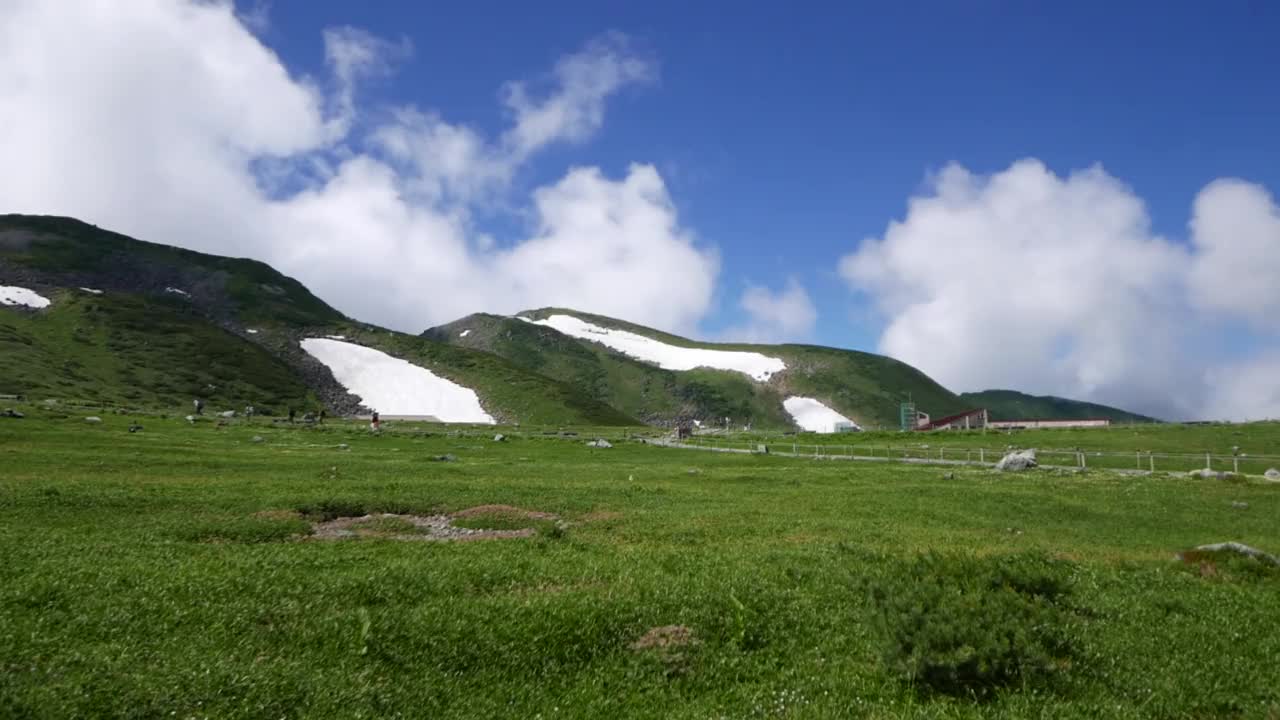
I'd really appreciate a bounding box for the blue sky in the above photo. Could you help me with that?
[3,1,1278,419]
[258,1,1280,347]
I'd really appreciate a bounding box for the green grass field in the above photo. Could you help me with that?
[2,408,1279,718]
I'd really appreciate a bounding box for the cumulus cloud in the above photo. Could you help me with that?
[840,159,1280,421]
[0,1,714,334]
[1188,179,1280,331]
[721,279,818,343]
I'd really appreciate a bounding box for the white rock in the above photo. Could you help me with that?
[84,416,102,423]
[996,449,1037,472]
[1265,468,1280,481]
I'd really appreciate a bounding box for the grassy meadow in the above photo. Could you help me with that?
[2,408,1279,718]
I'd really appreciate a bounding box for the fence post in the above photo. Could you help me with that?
[1149,453,1155,472]
[979,448,984,464]
[1205,453,1211,470]
[1234,457,1239,474]
[1081,453,1087,469]
[1136,451,1141,470]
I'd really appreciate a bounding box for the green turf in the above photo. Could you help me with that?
[2,407,1278,718]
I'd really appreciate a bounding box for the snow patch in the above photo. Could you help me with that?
[526,314,787,381]
[783,397,858,434]
[0,285,51,309]
[164,287,190,297]
[459,329,471,338]
[325,334,347,340]
[246,329,259,335]
[78,287,104,295]
[300,338,495,423]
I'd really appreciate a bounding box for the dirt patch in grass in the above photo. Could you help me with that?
[630,625,699,652]
[310,513,535,542]
[451,504,557,521]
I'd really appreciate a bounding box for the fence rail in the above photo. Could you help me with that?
[668,436,1280,475]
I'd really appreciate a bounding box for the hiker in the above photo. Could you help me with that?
[370,411,380,433]
[193,398,203,415]
[244,404,254,419]
[318,409,326,424]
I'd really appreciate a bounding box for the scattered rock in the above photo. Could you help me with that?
[251,435,264,444]
[336,443,350,451]
[452,504,557,521]
[586,439,613,449]
[1265,468,1280,481]
[220,410,236,418]
[493,433,506,442]
[1179,542,1280,569]
[1231,501,1249,510]
[995,449,1037,472]
[185,414,196,424]
[942,472,955,480]
[310,513,534,542]
[432,453,457,462]
[1189,468,1221,480]
[84,416,102,424]
[0,409,23,419]
[128,423,143,433]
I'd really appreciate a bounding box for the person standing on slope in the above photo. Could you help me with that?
[370,411,380,433]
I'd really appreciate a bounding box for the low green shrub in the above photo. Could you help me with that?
[864,551,1080,698]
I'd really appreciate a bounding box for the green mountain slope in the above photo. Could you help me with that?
[0,215,636,425]
[960,389,1159,424]
[424,308,970,429]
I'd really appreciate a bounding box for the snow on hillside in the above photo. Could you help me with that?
[0,285,51,309]
[164,287,189,297]
[301,338,495,423]
[459,329,471,338]
[523,314,787,381]
[784,397,858,433]
[78,287,104,295]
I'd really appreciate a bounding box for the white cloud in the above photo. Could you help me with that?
[1188,179,1280,331]
[500,32,653,158]
[840,159,1280,421]
[722,279,818,343]
[0,1,714,335]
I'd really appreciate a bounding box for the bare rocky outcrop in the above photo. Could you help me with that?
[995,449,1037,472]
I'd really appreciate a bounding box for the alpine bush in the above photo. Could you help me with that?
[865,552,1080,698]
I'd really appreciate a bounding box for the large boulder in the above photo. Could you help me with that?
[586,439,613,449]
[1265,468,1280,482]
[995,449,1037,472]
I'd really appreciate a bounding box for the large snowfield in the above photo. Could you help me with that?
[524,314,787,381]
[300,338,495,423]
[783,396,858,433]
[0,285,51,309]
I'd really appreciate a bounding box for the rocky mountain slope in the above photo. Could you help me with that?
[424,308,972,429]
[0,215,635,425]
